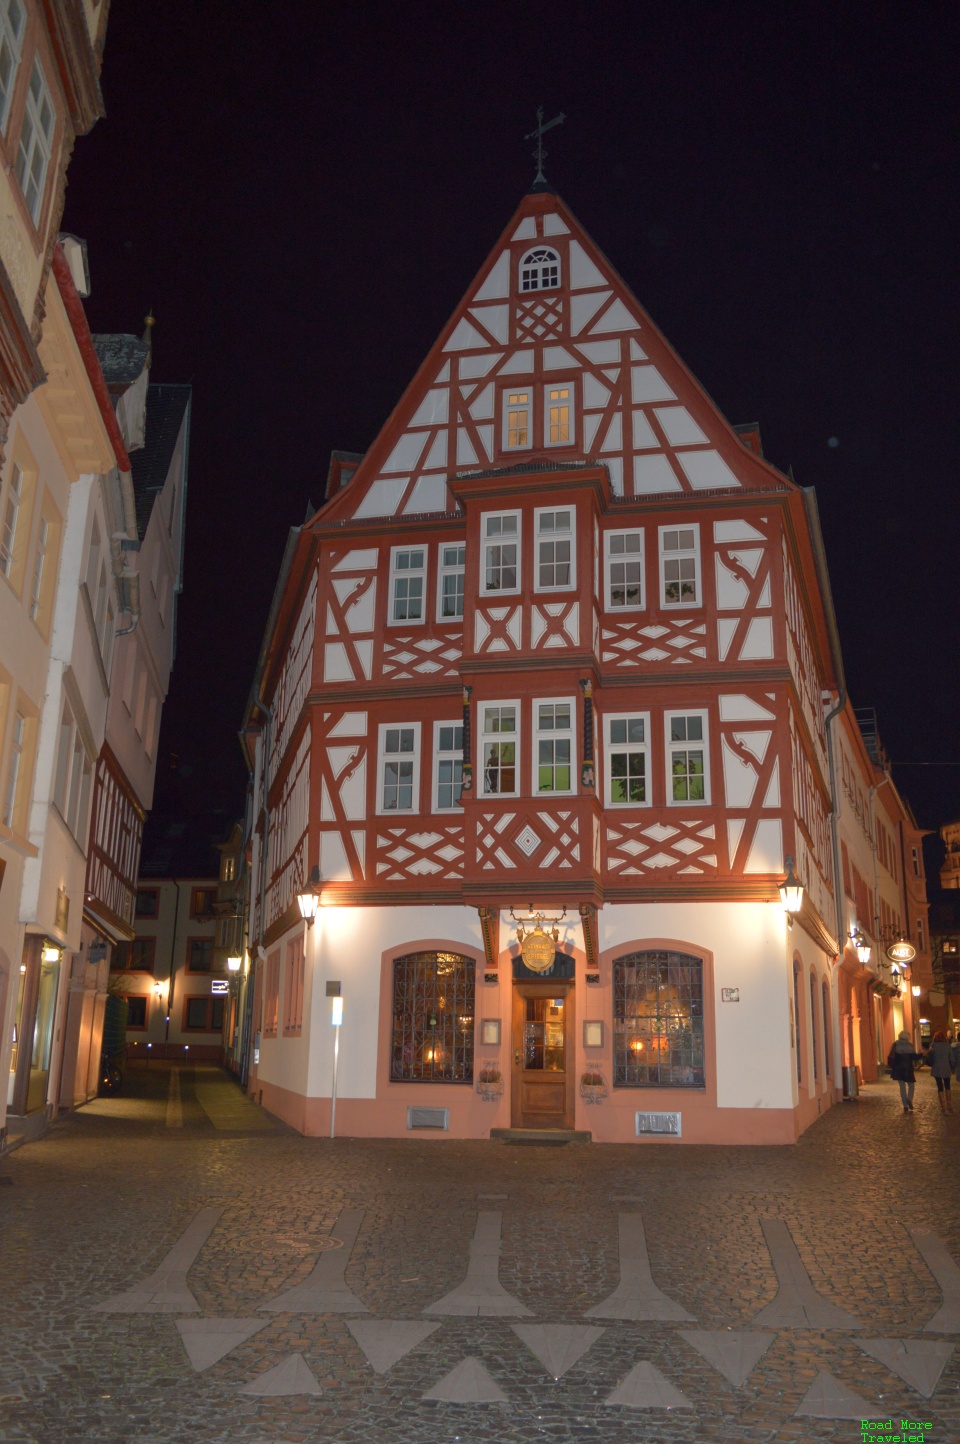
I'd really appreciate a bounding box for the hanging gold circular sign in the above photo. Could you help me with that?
[886,940,916,964]
[520,922,557,974]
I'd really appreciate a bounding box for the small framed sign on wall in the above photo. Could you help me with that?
[481,1018,501,1046]
[583,1020,604,1048]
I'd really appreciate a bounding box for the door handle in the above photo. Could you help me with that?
[515,1049,521,1066]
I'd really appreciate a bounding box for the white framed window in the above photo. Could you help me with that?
[502,390,531,450]
[917,917,925,952]
[481,511,520,595]
[51,699,92,840]
[535,507,575,592]
[2,708,24,827]
[0,461,23,578]
[481,702,519,797]
[389,545,426,624]
[534,699,575,795]
[519,247,560,292]
[605,713,651,807]
[544,383,574,446]
[16,55,55,225]
[605,529,644,610]
[0,0,25,133]
[665,710,709,804]
[437,543,465,621]
[27,514,46,620]
[377,722,421,813]
[659,525,701,607]
[433,721,463,811]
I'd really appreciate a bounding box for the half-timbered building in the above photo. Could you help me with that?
[242,185,906,1144]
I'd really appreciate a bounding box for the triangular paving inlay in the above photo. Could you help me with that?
[176,1317,269,1372]
[679,1329,774,1387]
[347,1319,441,1374]
[795,1370,877,1419]
[511,1323,604,1378]
[422,1356,508,1403]
[603,1360,693,1409]
[858,1338,955,1399]
[239,1352,323,1396]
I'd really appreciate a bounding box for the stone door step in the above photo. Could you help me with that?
[490,1128,592,1145]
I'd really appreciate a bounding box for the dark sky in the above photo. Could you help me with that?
[62,1,959,873]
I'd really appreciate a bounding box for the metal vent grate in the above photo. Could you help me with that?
[407,1106,449,1131]
[635,1111,682,1137]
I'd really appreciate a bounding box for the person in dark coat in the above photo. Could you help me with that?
[888,1030,922,1113]
[928,1030,955,1114]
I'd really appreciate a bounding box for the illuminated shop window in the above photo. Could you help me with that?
[613,950,705,1087]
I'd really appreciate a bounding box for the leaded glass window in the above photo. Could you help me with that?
[613,950,705,1088]
[391,951,475,1083]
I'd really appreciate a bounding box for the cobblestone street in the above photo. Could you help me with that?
[1,1062,959,1443]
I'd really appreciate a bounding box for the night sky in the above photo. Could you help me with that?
[61,2,959,876]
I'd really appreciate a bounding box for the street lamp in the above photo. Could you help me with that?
[226,954,242,972]
[778,856,803,925]
[296,866,322,927]
[849,927,872,965]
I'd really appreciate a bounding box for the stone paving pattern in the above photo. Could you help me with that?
[1,1060,959,1442]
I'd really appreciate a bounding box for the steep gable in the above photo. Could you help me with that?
[321,190,792,526]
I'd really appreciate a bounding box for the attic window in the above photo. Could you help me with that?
[520,248,560,293]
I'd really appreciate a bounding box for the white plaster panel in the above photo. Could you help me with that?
[631,365,676,403]
[740,616,775,660]
[459,352,501,378]
[323,643,353,682]
[544,346,579,370]
[319,830,351,882]
[629,338,648,360]
[677,449,741,490]
[721,738,758,808]
[714,519,765,543]
[583,374,610,408]
[568,239,605,288]
[354,639,373,678]
[762,758,781,808]
[339,761,366,820]
[329,712,368,737]
[456,429,478,467]
[325,602,337,632]
[405,474,449,513]
[582,414,602,452]
[353,478,408,518]
[726,818,745,866]
[345,582,376,632]
[470,305,509,342]
[733,730,770,763]
[382,433,428,474]
[590,297,640,333]
[474,251,510,300]
[743,818,783,874]
[599,414,622,452]
[605,457,624,495]
[511,217,537,240]
[443,317,488,352]
[543,212,570,236]
[468,383,495,419]
[717,617,738,661]
[719,695,775,722]
[632,410,659,449]
[715,558,750,610]
[571,291,610,335]
[410,389,449,426]
[501,350,535,374]
[578,339,621,364]
[422,432,448,470]
[633,454,681,494]
[477,425,494,458]
[653,406,709,445]
[729,547,763,577]
[333,549,377,571]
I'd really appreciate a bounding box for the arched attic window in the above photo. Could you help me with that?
[519,247,560,293]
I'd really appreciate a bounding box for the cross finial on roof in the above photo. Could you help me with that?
[525,106,566,190]
[143,309,155,367]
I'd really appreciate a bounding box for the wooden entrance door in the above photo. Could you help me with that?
[511,981,575,1129]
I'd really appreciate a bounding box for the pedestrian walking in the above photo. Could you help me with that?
[887,1030,922,1113]
[928,1030,955,1114]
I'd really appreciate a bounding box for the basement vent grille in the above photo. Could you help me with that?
[407,1106,449,1131]
[635,1111,681,1137]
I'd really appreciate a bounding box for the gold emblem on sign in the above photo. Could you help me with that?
[516,917,560,974]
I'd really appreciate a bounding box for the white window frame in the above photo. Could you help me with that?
[533,697,576,797]
[665,709,710,806]
[658,524,701,608]
[433,720,464,812]
[0,0,25,133]
[27,513,47,621]
[604,711,652,808]
[605,528,645,611]
[543,381,575,448]
[534,506,576,594]
[0,460,23,579]
[376,721,421,815]
[436,542,465,622]
[16,55,55,226]
[480,510,521,597]
[502,389,532,451]
[519,247,560,292]
[388,544,427,626]
[2,708,24,827]
[480,701,520,798]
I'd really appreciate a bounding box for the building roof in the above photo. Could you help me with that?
[91,333,150,393]
[130,384,192,540]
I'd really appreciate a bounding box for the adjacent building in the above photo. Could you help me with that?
[237,185,930,1145]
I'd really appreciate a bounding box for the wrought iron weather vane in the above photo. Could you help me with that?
[525,106,566,189]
